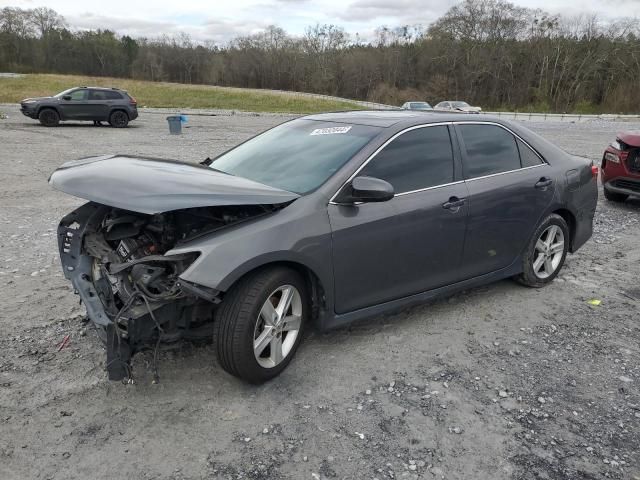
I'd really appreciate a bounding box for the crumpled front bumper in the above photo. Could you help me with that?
[58,203,138,380]
[57,202,113,327]
[56,202,221,381]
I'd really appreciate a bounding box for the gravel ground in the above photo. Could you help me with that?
[0,107,639,480]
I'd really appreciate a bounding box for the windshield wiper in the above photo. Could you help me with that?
[200,157,234,176]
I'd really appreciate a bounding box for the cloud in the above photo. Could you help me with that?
[4,0,640,42]
[336,0,456,23]
[201,17,273,42]
[64,12,272,43]
[68,14,177,37]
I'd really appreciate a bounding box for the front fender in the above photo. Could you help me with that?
[37,104,61,117]
[166,203,334,303]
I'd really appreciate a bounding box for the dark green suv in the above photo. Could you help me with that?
[20,86,139,127]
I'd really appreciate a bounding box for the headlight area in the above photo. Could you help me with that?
[96,251,215,382]
[57,202,242,382]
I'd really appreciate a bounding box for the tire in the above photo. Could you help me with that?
[213,267,308,383]
[603,187,628,203]
[38,108,59,127]
[516,214,569,288]
[109,110,129,128]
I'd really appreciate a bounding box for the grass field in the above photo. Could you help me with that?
[0,74,362,114]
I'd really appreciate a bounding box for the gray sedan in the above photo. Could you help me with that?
[50,111,598,383]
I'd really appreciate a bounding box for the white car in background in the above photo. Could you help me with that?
[400,101,433,111]
[434,101,482,113]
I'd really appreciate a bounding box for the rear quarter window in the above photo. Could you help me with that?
[517,138,544,167]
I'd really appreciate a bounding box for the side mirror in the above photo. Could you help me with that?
[62,95,71,101]
[335,176,394,204]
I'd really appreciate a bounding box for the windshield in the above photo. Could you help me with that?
[212,119,383,194]
[451,101,470,108]
[54,88,76,98]
[410,102,431,109]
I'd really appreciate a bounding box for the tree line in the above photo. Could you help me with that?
[2,0,640,113]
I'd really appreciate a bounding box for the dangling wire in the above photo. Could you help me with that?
[135,287,165,384]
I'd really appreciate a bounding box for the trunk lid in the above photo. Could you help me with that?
[49,154,299,214]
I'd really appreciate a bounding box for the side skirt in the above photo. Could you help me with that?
[320,260,523,331]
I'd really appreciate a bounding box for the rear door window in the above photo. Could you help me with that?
[459,124,521,179]
[358,125,454,194]
[89,90,107,100]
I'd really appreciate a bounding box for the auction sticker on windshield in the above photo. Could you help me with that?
[310,126,352,136]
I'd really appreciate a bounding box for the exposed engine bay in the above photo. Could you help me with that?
[57,202,279,381]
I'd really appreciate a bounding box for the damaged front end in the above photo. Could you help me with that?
[58,202,270,381]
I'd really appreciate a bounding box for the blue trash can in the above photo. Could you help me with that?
[166,116,182,134]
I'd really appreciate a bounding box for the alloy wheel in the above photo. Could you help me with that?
[40,109,58,126]
[253,285,302,368]
[532,225,565,279]
[111,111,127,127]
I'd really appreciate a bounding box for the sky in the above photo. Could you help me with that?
[1,0,638,43]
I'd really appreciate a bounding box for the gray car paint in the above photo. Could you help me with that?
[20,87,139,122]
[167,113,596,326]
[49,154,300,214]
[54,112,597,331]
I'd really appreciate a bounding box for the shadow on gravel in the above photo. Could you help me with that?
[6,121,143,129]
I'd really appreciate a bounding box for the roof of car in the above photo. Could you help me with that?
[76,86,124,91]
[304,110,497,128]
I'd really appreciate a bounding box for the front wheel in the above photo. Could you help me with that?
[109,110,129,128]
[38,108,59,127]
[516,214,569,288]
[213,267,308,383]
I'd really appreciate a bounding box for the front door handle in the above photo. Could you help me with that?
[535,177,553,189]
[442,196,465,211]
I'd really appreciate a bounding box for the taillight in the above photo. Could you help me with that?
[591,165,599,180]
[129,96,137,106]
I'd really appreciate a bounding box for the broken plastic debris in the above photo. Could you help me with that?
[57,334,70,351]
[587,299,602,306]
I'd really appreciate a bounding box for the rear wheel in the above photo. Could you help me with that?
[516,214,569,288]
[213,267,308,383]
[38,108,59,127]
[109,110,129,128]
[603,187,628,203]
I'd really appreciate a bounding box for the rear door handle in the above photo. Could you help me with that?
[535,177,553,189]
[442,196,466,211]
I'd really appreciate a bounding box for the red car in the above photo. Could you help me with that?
[601,132,640,202]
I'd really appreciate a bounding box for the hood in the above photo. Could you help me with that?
[49,154,300,214]
[617,131,640,148]
[22,96,54,103]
